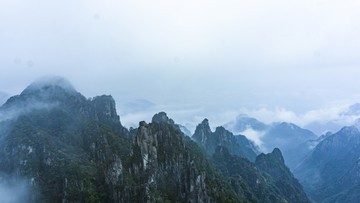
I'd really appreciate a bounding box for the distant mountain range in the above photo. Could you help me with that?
[224,109,360,202]
[0,77,310,202]
[192,118,260,161]
[303,103,360,135]
[294,126,360,202]
[225,115,317,169]
[5,77,360,202]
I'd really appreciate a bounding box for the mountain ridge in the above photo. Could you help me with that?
[0,77,310,202]
[294,126,360,202]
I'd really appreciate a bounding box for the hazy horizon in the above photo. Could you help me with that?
[2,0,360,134]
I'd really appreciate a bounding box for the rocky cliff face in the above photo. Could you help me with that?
[213,146,310,203]
[151,112,191,136]
[124,121,212,202]
[0,77,310,203]
[255,149,309,203]
[91,95,120,124]
[193,119,213,146]
[0,78,131,202]
[193,119,259,161]
[151,112,176,125]
[0,79,216,203]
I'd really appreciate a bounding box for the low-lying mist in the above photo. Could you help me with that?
[0,176,34,203]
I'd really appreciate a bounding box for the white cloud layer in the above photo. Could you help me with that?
[1,0,360,136]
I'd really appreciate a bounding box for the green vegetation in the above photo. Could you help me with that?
[0,82,309,202]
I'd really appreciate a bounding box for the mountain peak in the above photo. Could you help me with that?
[277,122,297,129]
[91,95,120,124]
[215,126,226,133]
[194,118,211,134]
[271,148,283,161]
[152,112,175,125]
[338,126,359,135]
[21,76,76,95]
[201,118,209,126]
[1,76,86,113]
[256,148,285,166]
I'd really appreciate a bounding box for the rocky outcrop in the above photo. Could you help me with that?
[0,77,310,203]
[151,112,176,125]
[255,148,309,203]
[193,119,259,161]
[91,95,121,124]
[213,146,310,203]
[127,121,212,202]
[193,119,212,146]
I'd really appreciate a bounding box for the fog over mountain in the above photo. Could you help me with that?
[0,77,310,202]
[2,0,360,133]
[2,1,360,201]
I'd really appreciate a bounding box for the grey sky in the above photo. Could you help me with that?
[1,0,360,131]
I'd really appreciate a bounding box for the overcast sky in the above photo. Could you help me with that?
[1,0,360,131]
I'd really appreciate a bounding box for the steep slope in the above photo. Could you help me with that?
[0,78,240,202]
[122,121,212,202]
[255,149,309,203]
[261,122,318,168]
[192,119,259,161]
[0,77,310,202]
[225,115,318,169]
[0,77,132,202]
[151,111,191,136]
[123,121,238,202]
[213,146,310,203]
[294,126,360,202]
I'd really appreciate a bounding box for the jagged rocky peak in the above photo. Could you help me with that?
[192,118,212,144]
[194,118,211,134]
[214,126,226,133]
[255,147,309,202]
[256,148,285,165]
[136,121,156,154]
[1,77,88,115]
[270,148,284,163]
[21,76,77,95]
[193,119,259,161]
[135,121,158,170]
[131,121,212,202]
[151,112,188,136]
[91,95,120,123]
[200,118,210,126]
[214,126,234,142]
[152,111,175,125]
